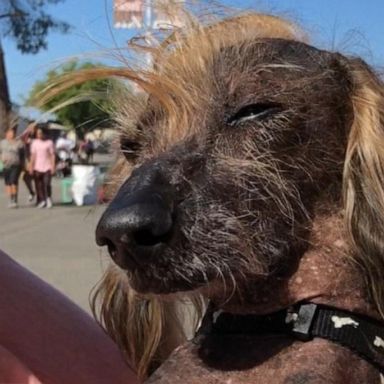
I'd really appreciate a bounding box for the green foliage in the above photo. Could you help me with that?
[0,0,70,54]
[28,61,117,136]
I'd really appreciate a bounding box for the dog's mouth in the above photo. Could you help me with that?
[128,269,204,294]
[126,262,212,295]
[106,243,221,295]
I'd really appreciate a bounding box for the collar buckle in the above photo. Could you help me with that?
[290,303,318,341]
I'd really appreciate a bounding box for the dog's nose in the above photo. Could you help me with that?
[96,190,174,269]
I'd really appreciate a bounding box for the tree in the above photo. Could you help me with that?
[0,0,70,137]
[28,61,117,137]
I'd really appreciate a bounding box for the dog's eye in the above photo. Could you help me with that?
[227,103,282,126]
[120,139,141,161]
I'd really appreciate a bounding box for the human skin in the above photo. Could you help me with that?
[3,129,19,197]
[0,344,42,384]
[0,249,139,384]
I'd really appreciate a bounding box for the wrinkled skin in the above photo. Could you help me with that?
[96,39,382,382]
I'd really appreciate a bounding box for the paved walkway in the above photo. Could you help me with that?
[0,171,110,313]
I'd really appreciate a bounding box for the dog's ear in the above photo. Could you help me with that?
[343,57,384,316]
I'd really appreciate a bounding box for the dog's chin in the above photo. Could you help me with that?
[126,270,207,295]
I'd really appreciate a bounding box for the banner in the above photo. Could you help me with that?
[114,0,144,29]
[114,0,185,30]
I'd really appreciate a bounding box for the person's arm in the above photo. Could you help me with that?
[49,140,55,173]
[30,140,36,173]
[0,141,6,166]
[0,249,139,384]
[0,345,42,384]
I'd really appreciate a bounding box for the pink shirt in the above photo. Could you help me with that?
[31,139,54,172]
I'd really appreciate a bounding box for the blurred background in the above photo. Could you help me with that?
[0,0,383,313]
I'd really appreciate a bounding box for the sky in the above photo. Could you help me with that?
[3,0,384,114]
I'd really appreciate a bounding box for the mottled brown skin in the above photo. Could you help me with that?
[205,213,378,317]
[96,38,383,382]
[148,339,379,384]
[146,213,381,383]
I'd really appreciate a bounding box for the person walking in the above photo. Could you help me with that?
[55,131,75,177]
[30,126,55,208]
[21,122,37,203]
[0,127,24,208]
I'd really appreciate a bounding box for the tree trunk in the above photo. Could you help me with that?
[0,38,11,139]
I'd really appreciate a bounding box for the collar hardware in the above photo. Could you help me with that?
[290,303,318,341]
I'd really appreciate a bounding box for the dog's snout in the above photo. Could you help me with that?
[96,191,174,269]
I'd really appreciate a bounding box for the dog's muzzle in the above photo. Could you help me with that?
[96,165,175,270]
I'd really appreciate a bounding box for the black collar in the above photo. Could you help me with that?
[194,302,384,373]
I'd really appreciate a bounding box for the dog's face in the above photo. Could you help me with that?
[96,39,353,296]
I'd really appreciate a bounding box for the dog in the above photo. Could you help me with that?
[50,10,384,383]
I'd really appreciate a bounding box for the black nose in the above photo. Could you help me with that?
[96,189,174,269]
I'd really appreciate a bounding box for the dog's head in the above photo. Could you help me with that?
[91,12,384,378]
[96,16,373,295]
